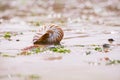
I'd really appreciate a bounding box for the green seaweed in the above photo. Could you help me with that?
[31,47,43,54]
[94,47,102,52]
[28,74,40,79]
[1,54,16,58]
[0,74,41,80]
[106,60,120,65]
[3,32,11,39]
[50,46,70,53]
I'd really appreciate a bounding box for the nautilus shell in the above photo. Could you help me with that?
[33,25,64,45]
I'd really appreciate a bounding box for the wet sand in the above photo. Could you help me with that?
[0,0,120,80]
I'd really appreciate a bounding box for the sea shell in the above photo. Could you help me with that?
[33,25,64,45]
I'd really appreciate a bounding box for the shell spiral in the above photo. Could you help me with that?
[33,25,64,45]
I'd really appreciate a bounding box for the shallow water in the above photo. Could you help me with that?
[0,21,120,80]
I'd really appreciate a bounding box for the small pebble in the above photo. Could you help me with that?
[108,38,114,44]
[103,44,110,53]
[20,32,23,35]
[8,39,12,41]
[16,39,20,41]
[104,57,110,61]
[85,51,91,55]
[103,44,110,48]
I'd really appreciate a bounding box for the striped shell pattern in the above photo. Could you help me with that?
[33,25,64,45]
